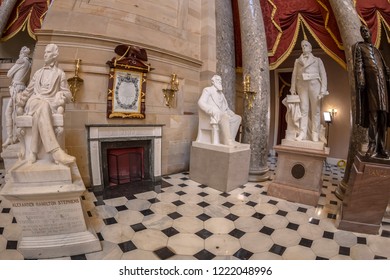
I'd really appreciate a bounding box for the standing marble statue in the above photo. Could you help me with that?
[197,75,241,146]
[16,43,75,165]
[2,46,31,148]
[290,40,328,142]
[354,25,390,159]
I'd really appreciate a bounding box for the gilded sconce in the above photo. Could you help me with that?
[163,73,179,108]
[67,59,84,102]
[243,74,256,110]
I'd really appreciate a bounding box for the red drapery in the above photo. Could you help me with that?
[1,0,52,41]
[355,0,390,47]
[233,0,390,70]
[261,0,344,70]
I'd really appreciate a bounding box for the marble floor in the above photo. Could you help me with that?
[0,158,389,260]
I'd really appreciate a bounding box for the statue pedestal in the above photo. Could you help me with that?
[268,145,329,206]
[0,161,101,259]
[336,154,390,234]
[189,142,250,192]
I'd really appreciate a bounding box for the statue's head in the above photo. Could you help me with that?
[360,25,371,43]
[44,44,59,66]
[301,40,312,54]
[20,46,30,57]
[211,75,223,91]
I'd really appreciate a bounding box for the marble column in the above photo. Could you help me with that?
[215,0,236,110]
[0,0,18,36]
[328,0,366,200]
[237,0,270,181]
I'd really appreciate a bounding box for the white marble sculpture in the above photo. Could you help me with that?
[196,75,241,146]
[15,43,75,165]
[290,40,328,142]
[282,94,301,140]
[2,46,31,148]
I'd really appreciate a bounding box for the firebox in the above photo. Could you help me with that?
[101,140,151,188]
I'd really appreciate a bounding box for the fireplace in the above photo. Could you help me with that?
[86,124,163,190]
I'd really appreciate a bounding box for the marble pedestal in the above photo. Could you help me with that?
[0,160,101,259]
[268,145,329,206]
[336,154,390,234]
[189,142,250,192]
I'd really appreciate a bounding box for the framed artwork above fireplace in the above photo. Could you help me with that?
[106,44,152,119]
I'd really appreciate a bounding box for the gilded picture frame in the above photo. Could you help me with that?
[107,67,146,119]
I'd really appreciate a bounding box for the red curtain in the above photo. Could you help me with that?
[260,0,345,70]
[355,0,390,47]
[1,0,52,41]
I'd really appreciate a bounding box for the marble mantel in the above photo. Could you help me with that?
[86,124,163,189]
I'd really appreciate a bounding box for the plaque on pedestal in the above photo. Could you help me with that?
[268,145,329,206]
[189,142,250,192]
[0,161,102,259]
[336,154,390,234]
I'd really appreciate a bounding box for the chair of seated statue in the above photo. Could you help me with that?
[15,112,65,163]
[195,108,220,145]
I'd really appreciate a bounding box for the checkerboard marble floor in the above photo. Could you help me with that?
[1,157,389,260]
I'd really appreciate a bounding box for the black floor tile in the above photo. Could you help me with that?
[118,240,137,253]
[339,246,350,256]
[229,229,246,239]
[195,229,213,240]
[286,222,299,231]
[269,244,286,256]
[194,249,215,260]
[131,223,147,232]
[154,247,175,260]
[234,248,253,260]
[260,226,275,236]
[162,227,179,237]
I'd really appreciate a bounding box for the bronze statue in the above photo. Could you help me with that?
[353,25,390,159]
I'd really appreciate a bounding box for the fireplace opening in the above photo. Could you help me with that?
[101,140,152,188]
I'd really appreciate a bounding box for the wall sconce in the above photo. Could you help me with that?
[329,108,337,119]
[163,73,179,108]
[243,74,256,110]
[67,59,83,102]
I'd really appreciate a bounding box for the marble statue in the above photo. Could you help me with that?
[16,43,75,165]
[282,94,301,140]
[290,40,328,142]
[354,25,390,159]
[197,75,241,146]
[2,46,31,148]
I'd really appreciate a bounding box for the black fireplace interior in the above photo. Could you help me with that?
[101,140,152,188]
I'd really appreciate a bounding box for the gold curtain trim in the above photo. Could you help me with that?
[269,15,301,70]
[267,0,283,56]
[316,0,344,50]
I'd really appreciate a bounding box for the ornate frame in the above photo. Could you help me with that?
[106,46,151,119]
[107,67,146,118]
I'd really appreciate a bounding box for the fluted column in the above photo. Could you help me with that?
[0,0,18,36]
[328,0,366,200]
[238,0,270,181]
[215,0,236,109]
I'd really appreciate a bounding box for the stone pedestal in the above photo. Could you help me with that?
[268,145,329,206]
[189,142,250,192]
[0,160,101,259]
[336,154,390,234]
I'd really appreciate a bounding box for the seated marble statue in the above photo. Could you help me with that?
[16,43,75,165]
[196,75,241,146]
